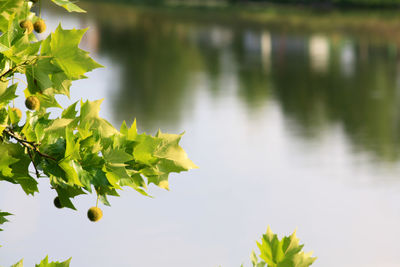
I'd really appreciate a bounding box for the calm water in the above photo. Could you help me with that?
[2,3,400,267]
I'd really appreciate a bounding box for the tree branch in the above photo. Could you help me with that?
[0,58,38,80]
[4,128,58,162]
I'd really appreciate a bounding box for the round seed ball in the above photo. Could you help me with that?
[25,96,40,111]
[20,20,33,34]
[87,207,103,222]
[34,19,46,33]
[54,197,63,209]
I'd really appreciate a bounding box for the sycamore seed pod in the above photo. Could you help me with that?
[87,207,103,222]
[34,19,46,33]
[54,197,63,209]
[20,20,33,34]
[25,96,40,111]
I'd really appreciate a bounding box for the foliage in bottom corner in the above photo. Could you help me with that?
[0,211,11,231]
[0,210,11,247]
[11,256,71,267]
[245,226,316,267]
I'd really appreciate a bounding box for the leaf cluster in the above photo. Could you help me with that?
[247,226,316,267]
[0,210,11,246]
[0,0,196,215]
[11,256,71,267]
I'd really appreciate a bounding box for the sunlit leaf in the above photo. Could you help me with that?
[254,226,316,267]
[35,255,71,267]
[50,0,86,13]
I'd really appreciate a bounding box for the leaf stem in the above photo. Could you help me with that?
[7,77,28,87]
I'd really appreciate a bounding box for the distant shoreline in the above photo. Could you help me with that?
[78,0,400,45]
[81,0,400,9]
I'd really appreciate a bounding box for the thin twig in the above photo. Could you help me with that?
[27,148,40,178]
[4,128,36,147]
[34,148,58,161]
[4,128,58,161]
[0,59,38,80]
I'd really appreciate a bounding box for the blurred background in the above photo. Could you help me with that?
[2,1,400,266]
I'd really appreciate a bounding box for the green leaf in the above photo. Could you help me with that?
[133,133,161,165]
[256,226,316,267]
[54,185,85,210]
[289,252,318,267]
[0,142,19,177]
[35,256,71,267]
[0,143,38,195]
[41,25,102,80]
[51,72,72,97]
[61,101,78,119]
[10,259,24,267]
[155,130,198,170]
[8,106,20,125]
[0,210,12,231]
[131,130,197,189]
[0,83,17,108]
[65,127,80,160]
[103,147,133,166]
[251,251,266,267]
[0,108,8,134]
[79,99,118,137]
[11,256,71,267]
[58,159,83,187]
[45,118,75,137]
[0,210,11,246]
[25,58,62,95]
[50,0,86,13]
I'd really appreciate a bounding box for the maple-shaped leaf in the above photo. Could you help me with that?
[132,130,197,189]
[41,25,102,81]
[256,226,316,267]
[155,130,198,171]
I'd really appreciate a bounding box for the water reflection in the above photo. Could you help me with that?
[309,35,329,72]
[82,4,400,160]
[97,18,203,130]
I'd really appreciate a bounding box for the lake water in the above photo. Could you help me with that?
[2,3,400,267]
